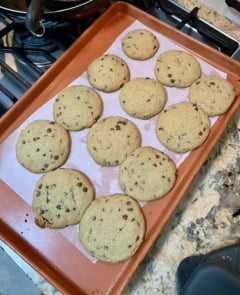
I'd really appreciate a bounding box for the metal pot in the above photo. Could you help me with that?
[0,0,109,36]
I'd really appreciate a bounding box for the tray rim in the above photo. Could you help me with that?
[0,2,240,295]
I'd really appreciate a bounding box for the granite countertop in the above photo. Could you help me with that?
[1,2,240,295]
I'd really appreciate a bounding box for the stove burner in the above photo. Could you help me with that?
[14,30,57,51]
[4,20,82,69]
[10,29,58,68]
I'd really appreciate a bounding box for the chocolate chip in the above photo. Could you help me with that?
[122,214,128,220]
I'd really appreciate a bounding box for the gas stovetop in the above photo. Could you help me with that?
[0,0,239,116]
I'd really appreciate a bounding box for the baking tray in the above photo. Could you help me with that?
[0,2,240,295]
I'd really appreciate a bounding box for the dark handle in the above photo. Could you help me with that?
[25,0,46,36]
[225,0,240,12]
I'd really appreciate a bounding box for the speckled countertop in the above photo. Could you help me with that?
[1,2,240,295]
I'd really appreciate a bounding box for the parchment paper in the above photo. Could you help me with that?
[0,20,226,262]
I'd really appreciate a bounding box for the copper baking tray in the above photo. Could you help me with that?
[0,2,240,295]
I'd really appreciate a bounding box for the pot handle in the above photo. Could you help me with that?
[25,0,46,37]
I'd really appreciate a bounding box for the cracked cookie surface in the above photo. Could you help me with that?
[32,168,95,229]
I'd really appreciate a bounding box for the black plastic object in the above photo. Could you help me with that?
[158,0,239,56]
[226,0,240,12]
[176,243,240,295]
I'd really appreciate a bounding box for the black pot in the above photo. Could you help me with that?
[0,0,109,36]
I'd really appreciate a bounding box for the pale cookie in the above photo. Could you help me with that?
[120,146,176,201]
[79,194,145,263]
[121,29,159,60]
[87,54,130,93]
[16,120,70,173]
[156,102,210,152]
[32,168,95,229]
[119,78,167,119]
[188,76,235,116]
[154,50,201,87]
[53,85,103,131]
[87,116,141,166]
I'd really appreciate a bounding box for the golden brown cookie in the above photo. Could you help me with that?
[16,120,70,173]
[119,78,167,119]
[53,85,103,131]
[155,102,210,152]
[120,146,177,201]
[79,194,145,263]
[87,116,141,166]
[122,29,159,60]
[188,76,235,116]
[154,50,201,88]
[32,168,95,229]
[87,54,130,93]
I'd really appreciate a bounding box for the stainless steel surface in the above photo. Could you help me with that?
[0,245,41,295]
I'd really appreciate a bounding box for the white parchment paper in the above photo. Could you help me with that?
[0,20,226,262]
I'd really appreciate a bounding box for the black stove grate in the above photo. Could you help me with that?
[0,13,83,115]
[0,0,239,117]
